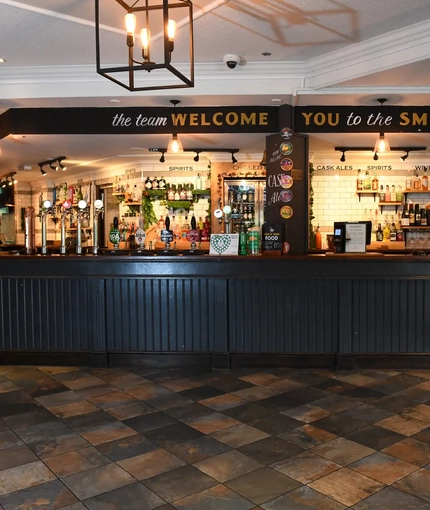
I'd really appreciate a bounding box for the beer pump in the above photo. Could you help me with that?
[40,200,54,255]
[60,201,73,255]
[76,200,90,255]
[92,199,104,256]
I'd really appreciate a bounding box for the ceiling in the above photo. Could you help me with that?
[1,0,430,183]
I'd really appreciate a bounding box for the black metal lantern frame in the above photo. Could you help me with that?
[95,0,194,92]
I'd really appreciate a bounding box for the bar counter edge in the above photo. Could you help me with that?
[1,255,430,370]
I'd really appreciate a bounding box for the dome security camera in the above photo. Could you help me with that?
[223,54,240,69]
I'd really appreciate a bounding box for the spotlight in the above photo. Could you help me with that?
[401,151,409,161]
[373,152,379,161]
[39,164,47,176]
[193,152,200,162]
[231,151,237,164]
[340,151,346,162]
[8,179,13,186]
[1,181,6,188]
[49,160,59,171]
[58,158,67,170]
[159,152,165,163]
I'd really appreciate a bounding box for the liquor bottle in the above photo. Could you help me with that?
[390,223,397,241]
[401,206,410,227]
[422,168,429,190]
[396,223,404,242]
[239,223,248,255]
[364,171,371,190]
[390,185,396,202]
[379,185,385,202]
[243,206,248,221]
[158,215,165,230]
[396,185,403,203]
[174,186,180,201]
[180,185,187,200]
[371,172,379,191]
[158,177,166,190]
[144,176,152,190]
[409,204,416,226]
[383,222,391,241]
[198,216,204,230]
[413,172,422,190]
[315,224,322,249]
[248,189,254,202]
[152,177,159,189]
[405,171,412,191]
[186,184,193,201]
[385,185,390,202]
[109,217,121,249]
[242,190,248,202]
[415,204,421,226]
[376,223,383,241]
[420,206,427,226]
[196,173,203,190]
[356,170,363,190]
[168,184,175,201]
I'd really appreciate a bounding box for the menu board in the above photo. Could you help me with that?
[262,223,282,252]
[265,133,309,255]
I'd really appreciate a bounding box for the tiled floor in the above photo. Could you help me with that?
[1,366,430,509]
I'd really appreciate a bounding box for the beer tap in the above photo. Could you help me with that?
[214,205,232,233]
[60,200,73,255]
[76,200,89,255]
[92,199,104,256]
[24,206,36,255]
[40,200,54,255]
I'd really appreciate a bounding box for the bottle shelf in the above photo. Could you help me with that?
[403,226,430,230]
[124,202,142,206]
[403,189,430,194]
[379,202,402,206]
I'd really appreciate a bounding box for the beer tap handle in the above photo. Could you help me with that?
[165,216,170,231]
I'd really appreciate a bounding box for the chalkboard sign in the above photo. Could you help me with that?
[160,229,174,243]
[262,223,282,252]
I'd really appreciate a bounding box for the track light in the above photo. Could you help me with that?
[159,152,165,163]
[340,151,346,162]
[231,151,237,164]
[373,152,379,161]
[193,152,200,162]
[39,165,47,176]
[49,160,59,171]
[401,151,409,161]
[38,157,67,173]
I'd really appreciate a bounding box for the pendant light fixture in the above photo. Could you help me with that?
[374,98,390,153]
[95,0,194,92]
[167,100,183,153]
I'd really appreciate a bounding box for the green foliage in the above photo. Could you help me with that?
[141,195,157,230]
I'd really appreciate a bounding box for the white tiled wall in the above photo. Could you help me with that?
[312,169,430,239]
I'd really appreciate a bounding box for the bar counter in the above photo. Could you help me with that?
[1,254,430,370]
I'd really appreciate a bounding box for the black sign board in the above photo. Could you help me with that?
[0,106,279,139]
[160,229,174,243]
[293,106,430,133]
[265,133,308,256]
[262,223,282,252]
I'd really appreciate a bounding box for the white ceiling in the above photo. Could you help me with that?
[1,0,430,183]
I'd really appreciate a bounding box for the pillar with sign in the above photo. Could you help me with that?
[265,123,309,255]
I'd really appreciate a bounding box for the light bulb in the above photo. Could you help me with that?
[167,19,176,40]
[171,138,180,153]
[140,28,150,49]
[125,13,136,34]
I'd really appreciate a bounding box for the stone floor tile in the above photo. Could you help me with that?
[96,433,158,462]
[238,436,303,465]
[48,400,99,419]
[393,468,430,502]
[374,395,417,413]
[144,392,193,411]
[222,402,272,423]
[238,372,283,388]
[395,386,430,403]
[124,383,171,401]
[349,451,418,484]
[271,451,340,483]
[52,370,104,391]
[0,479,77,510]
[281,403,332,423]
[194,449,262,482]
[44,446,110,477]
[262,485,347,509]
[17,420,72,445]
[340,387,386,401]
[166,435,231,463]
[342,403,395,424]
[172,483,255,510]
[0,429,23,450]
[86,389,137,410]
[312,394,362,412]
[0,443,38,471]
[231,386,277,402]
[164,402,213,421]
[29,431,89,459]
[0,460,57,496]
[311,437,375,465]
[335,373,379,386]
[106,401,156,420]
[225,466,301,505]
[312,413,367,436]
[351,486,430,509]
[185,412,240,434]
[118,448,186,480]
[210,376,256,394]
[308,467,384,507]
[57,503,88,510]
[369,374,426,395]
[123,411,177,433]
[0,380,19,394]
[210,423,270,448]
[375,414,428,436]
[199,393,247,411]
[158,377,205,392]
[178,385,225,401]
[144,422,203,448]
[144,464,217,502]
[403,404,430,422]
[346,424,406,450]
[383,437,430,466]
[248,413,302,435]
[35,391,83,408]
[277,424,337,450]
[78,420,137,445]
[62,462,134,500]
[3,408,57,431]
[84,482,164,510]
